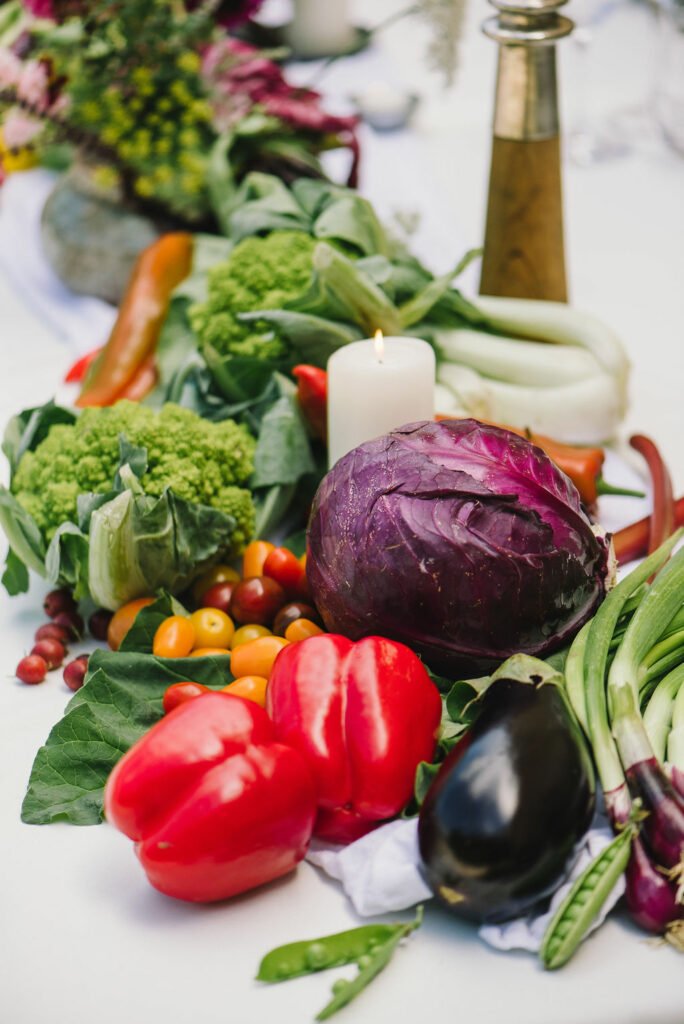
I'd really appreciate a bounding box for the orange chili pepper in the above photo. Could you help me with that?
[76,233,193,407]
[116,353,158,402]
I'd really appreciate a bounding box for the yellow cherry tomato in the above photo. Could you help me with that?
[192,564,240,604]
[222,675,268,708]
[230,635,289,679]
[107,596,155,651]
[152,615,195,658]
[230,623,272,649]
[284,618,324,643]
[189,647,231,657]
[299,553,307,570]
[190,608,235,649]
[242,540,275,579]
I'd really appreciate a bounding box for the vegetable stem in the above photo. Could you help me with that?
[629,435,675,557]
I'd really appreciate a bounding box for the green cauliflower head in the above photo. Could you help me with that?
[12,401,256,551]
[190,229,316,361]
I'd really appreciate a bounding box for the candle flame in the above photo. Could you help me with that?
[374,329,384,363]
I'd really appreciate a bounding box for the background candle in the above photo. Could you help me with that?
[327,335,435,467]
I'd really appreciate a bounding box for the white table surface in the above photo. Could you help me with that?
[1,2,683,1023]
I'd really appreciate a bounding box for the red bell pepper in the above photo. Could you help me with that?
[104,692,317,902]
[267,634,442,844]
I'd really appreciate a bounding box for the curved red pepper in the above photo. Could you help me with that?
[267,634,443,844]
[104,692,317,902]
[292,364,327,443]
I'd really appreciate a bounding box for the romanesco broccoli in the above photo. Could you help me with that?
[12,401,256,550]
[190,230,316,360]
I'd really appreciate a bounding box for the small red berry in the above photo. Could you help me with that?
[88,609,113,641]
[43,588,77,619]
[31,638,66,670]
[51,610,84,640]
[35,622,71,645]
[63,655,90,692]
[16,655,48,685]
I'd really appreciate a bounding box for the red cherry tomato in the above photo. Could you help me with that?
[272,601,323,637]
[230,576,286,626]
[200,581,236,615]
[263,547,307,596]
[162,681,211,714]
[17,655,48,684]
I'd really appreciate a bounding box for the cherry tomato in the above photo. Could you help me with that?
[242,540,275,579]
[192,564,240,605]
[189,647,231,657]
[230,635,289,679]
[222,675,268,708]
[284,618,324,643]
[230,624,271,649]
[152,615,196,658]
[190,608,235,649]
[230,576,286,626]
[163,681,210,714]
[273,601,323,637]
[200,581,236,614]
[263,546,307,595]
[107,597,155,651]
[31,639,66,670]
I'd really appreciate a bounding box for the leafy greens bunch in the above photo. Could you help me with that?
[0,400,255,609]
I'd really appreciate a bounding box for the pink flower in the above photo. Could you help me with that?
[0,50,23,89]
[17,59,49,111]
[2,108,42,148]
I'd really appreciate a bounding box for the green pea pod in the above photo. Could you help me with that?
[256,907,424,1021]
[256,923,400,982]
[540,826,634,970]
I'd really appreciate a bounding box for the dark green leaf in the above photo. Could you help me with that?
[445,677,491,724]
[313,194,389,257]
[115,436,148,484]
[238,309,361,366]
[2,401,76,476]
[282,528,307,558]
[413,761,442,806]
[45,522,89,598]
[202,343,284,404]
[21,648,232,825]
[119,592,187,654]
[2,546,29,595]
[253,483,297,541]
[252,393,315,489]
[0,485,47,580]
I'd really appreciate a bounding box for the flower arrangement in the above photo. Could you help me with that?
[0,0,358,224]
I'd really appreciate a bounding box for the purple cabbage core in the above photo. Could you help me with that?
[307,420,609,676]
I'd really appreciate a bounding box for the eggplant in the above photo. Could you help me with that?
[418,655,596,923]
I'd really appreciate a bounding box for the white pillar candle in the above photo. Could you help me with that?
[327,333,436,467]
[288,0,355,58]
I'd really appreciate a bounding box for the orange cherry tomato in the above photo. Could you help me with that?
[192,564,240,605]
[162,681,210,713]
[230,635,289,679]
[222,675,268,708]
[107,596,155,651]
[242,540,275,579]
[190,608,235,649]
[263,546,307,595]
[230,623,271,649]
[284,618,324,643]
[189,647,231,657]
[152,615,196,658]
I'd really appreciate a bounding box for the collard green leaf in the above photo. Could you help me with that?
[21,648,232,825]
[238,309,361,366]
[202,342,284,404]
[2,546,29,595]
[313,194,389,257]
[119,592,187,654]
[252,393,315,489]
[226,171,310,241]
[45,521,89,598]
[2,401,75,476]
[0,485,47,580]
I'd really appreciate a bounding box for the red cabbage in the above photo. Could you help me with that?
[307,420,609,676]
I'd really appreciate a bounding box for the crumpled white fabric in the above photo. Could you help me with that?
[305,814,625,954]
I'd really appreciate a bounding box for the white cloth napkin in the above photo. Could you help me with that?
[306,814,625,954]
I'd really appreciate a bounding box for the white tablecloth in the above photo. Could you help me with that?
[0,3,682,1023]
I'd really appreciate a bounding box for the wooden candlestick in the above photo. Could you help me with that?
[479,0,574,302]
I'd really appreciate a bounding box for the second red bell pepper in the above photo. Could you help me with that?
[267,634,442,844]
[104,692,317,902]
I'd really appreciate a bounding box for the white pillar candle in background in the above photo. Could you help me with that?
[288,0,355,58]
[327,333,436,467]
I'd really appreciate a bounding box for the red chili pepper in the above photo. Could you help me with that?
[629,434,675,556]
[63,347,102,384]
[104,693,317,902]
[613,496,684,565]
[267,634,442,844]
[292,364,328,442]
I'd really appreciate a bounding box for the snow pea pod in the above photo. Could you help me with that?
[540,825,634,970]
[256,907,423,1021]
